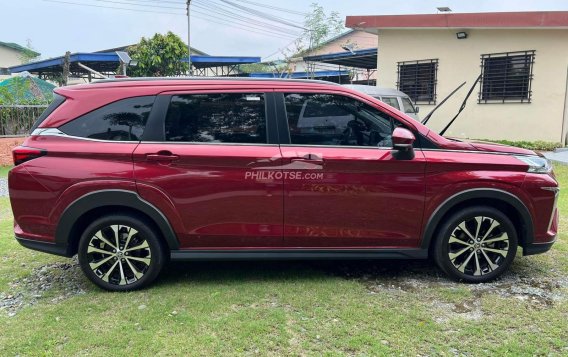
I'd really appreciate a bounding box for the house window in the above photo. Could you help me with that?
[479,50,535,104]
[397,59,438,105]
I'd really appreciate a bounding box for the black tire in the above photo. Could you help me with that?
[78,213,166,291]
[433,206,518,283]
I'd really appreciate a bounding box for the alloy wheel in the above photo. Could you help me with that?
[447,216,510,277]
[86,224,152,286]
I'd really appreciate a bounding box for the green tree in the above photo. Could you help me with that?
[18,39,41,64]
[128,32,189,77]
[302,3,344,51]
[279,3,345,78]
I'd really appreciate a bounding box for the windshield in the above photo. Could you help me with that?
[378,97,400,110]
[401,97,416,114]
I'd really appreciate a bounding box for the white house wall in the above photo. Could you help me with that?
[376,29,568,143]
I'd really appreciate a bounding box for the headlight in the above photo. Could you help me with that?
[515,155,552,174]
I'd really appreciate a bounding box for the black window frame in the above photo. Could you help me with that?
[142,92,279,145]
[30,93,66,133]
[58,95,155,141]
[478,50,535,104]
[397,59,438,105]
[274,92,434,149]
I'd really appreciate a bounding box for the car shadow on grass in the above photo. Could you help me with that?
[156,257,567,311]
[158,259,441,286]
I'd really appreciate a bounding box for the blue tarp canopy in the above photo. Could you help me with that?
[303,48,377,69]
[183,55,261,69]
[248,70,350,79]
[8,53,122,77]
[9,53,262,78]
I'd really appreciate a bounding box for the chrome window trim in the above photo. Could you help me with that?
[31,129,277,146]
[31,128,140,144]
[279,144,395,150]
[137,141,278,147]
[421,148,529,156]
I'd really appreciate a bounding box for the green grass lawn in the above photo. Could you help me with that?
[0,165,12,177]
[0,167,567,356]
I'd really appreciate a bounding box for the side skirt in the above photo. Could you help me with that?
[170,248,428,261]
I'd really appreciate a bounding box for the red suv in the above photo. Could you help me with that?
[9,78,559,291]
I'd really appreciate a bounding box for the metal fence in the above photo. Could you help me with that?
[0,105,47,136]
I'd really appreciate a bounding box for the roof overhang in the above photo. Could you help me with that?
[346,11,568,31]
[8,52,122,76]
[182,56,261,69]
[303,48,377,69]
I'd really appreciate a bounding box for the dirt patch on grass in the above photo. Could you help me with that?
[0,258,86,316]
[320,258,568,322]
[0,137,25,166]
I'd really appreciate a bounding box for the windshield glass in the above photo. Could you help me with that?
[379,97,400,110]
[401,97,416,114]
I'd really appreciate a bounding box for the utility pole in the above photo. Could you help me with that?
[186,0,192,76]
[62,51,70,86]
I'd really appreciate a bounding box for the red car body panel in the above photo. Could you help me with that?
[8,78,558,260]
[280,147,426,248]
[133,143,284,248]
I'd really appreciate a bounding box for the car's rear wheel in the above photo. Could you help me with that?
[78,214,166,291]
[433,206,518,283]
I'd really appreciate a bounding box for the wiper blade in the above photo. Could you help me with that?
[439,74,482,136]
[421,81,466,125]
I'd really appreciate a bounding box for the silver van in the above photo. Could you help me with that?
[343,85,420,121]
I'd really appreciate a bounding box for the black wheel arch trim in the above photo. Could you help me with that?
[55,189,179,256]
[421,188,534,250]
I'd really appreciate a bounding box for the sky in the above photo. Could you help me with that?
[1,0,567,61]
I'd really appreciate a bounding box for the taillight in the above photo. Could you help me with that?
[12,146,47,166]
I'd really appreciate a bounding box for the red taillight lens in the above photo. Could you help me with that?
[13,146,47,166]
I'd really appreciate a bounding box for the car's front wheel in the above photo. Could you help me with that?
[78,213,166,291]
[433,206,518,283]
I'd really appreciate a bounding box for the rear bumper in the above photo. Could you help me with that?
[16,236,72,257]
[523,238,555,256]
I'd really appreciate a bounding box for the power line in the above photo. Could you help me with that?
[218,0,306,30]
[91,0,302,38]
[43,0,184,15]
[193,1,301,36]
[89,0,184,10]
[190,11,300,40]
[228,0,307,16]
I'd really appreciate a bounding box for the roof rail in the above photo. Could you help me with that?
[92,76,340,85]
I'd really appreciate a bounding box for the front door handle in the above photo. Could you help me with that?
[146,150,179,162]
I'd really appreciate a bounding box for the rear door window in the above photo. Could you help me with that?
[165,93,267,144]
[59,96,154,141]
[379,97,400,110]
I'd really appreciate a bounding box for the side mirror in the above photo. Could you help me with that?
[391,127,416,160]
[414,106,420,114]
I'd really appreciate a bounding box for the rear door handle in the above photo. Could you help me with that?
[146,151,179,162]
[291,158,324,165]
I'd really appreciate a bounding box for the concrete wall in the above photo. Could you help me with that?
[293,30,378,82]
[0,46,25,68]
[375,29,568,143]
[310,30,378,56]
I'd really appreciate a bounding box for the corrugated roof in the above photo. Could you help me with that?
[0,41,40,57]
